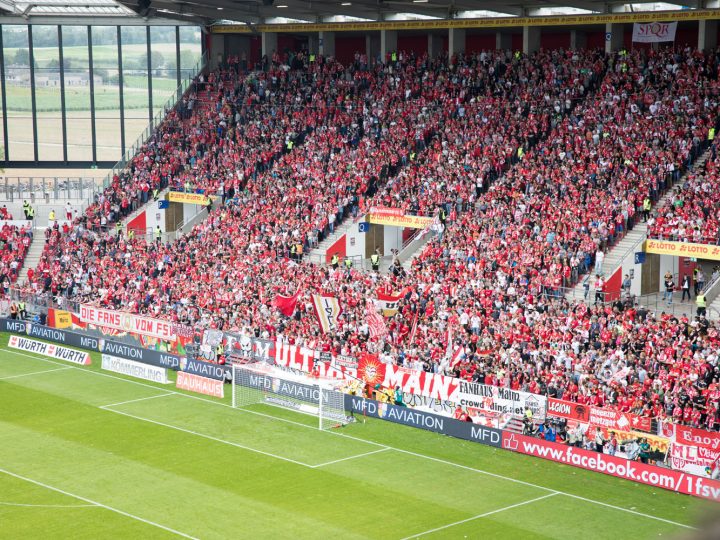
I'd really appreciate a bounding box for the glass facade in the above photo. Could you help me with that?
[0,23,203,166]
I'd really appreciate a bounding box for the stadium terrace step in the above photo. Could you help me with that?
[308,218,358,262]
[17,231,47,285]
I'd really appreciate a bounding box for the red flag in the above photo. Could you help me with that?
[274,287,302,317]
[366,300,388,339]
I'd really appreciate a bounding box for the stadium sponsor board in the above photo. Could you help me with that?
[213,9,720,33]
[367,212,434,230]
[180,357,229,381]
[98,338,181,370]
[167,191,211,205]
[644,239,720,261]
[357,355,459,402]
[176,371,224,398]
[345,395,502,448]
[79,305,178,341]
[502,432,720,502]
[101,354,169,384]
[8,335,91,365]
[457,381,547,418]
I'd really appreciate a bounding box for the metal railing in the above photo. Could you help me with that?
[0,177,101,203]
[101,52,209,191]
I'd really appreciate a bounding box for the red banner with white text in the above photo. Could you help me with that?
[357,354,460,402]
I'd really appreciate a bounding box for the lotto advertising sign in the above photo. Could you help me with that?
[9,335,91,366]
[176,371,224,398]
[79,305,178,341]
[502,432,720,502]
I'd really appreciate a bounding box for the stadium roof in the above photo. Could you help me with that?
[113,1,711,26]
[0,0,136,17]
[0,0,711,25]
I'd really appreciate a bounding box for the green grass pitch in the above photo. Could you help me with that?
[0,332,715,539]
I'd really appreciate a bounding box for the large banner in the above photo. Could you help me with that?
[457,381,547,418]
[79,305,179,341]
[674,424,720,452]
[670,442,719,478]
[631,21,677,43]
[644,239,720,261]
[546,397,651,432]
[587,407,652,433]
[547,398,591,422]
[357,355,459,402]
[502,432,720,502]
[8,335,91,365]
[222,332,276,363]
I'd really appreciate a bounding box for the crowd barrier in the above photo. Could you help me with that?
[1,318,718,502]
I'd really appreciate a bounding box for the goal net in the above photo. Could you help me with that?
[231,363,349,430]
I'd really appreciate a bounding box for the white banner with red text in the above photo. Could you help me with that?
[80,304,179,341]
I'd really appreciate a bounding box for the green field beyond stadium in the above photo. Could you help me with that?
[0,333,716,539]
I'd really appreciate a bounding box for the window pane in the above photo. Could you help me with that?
[121,25,149,149]
[150,26,178,119]
[3,25,34,161]
[179,26,202,86]
[92,25,121,162]
[62,25,92,162]
[33,25,64,161]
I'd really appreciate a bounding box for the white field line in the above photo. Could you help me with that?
[0,366,72,380]
[311,448,391,468]
[101,406,317,469]
[0,468,198,540]
[400,492,560,539]
[0,501,96,508]
[0,347,698,531]
[99,393,175,410]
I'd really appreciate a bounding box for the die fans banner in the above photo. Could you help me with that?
[546,397,651,432]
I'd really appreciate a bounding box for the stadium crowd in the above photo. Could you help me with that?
[15,47,720,431]
[648,139,720,245]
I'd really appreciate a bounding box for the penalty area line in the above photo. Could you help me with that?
[311,447,391,468]
[0,468,198,539]
[400,492,560,539]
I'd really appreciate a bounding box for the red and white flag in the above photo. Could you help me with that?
[366,300,388,339]
[273,286,302,317]
[375,288,403,317]
[311,293,342,334]
[446,322,464,368]
[407,311,419,346]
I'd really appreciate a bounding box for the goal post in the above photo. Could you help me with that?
[231,363,349,430]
